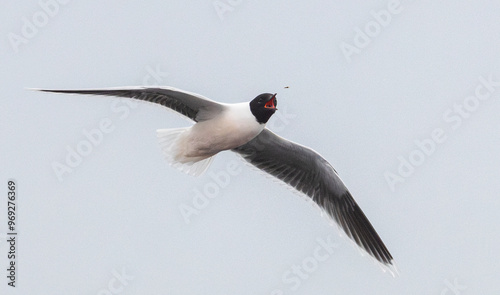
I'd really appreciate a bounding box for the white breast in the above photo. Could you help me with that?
[182,102,264,157]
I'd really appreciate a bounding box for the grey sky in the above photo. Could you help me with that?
[2,1,500,294]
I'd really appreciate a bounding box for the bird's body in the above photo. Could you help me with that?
[37,86,396,275]
[180,102,265,158]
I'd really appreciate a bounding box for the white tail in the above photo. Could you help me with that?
[156,128,215,176]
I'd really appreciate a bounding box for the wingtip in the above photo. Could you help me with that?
[380,259,400,278]
[26,86,147,93]
[27,88,68,93]
[26,87,45,92]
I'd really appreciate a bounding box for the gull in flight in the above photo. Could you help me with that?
[37,86,396,275]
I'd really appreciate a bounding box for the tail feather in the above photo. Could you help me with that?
[157,128,214,176]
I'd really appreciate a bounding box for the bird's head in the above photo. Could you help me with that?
[250,93,277,124]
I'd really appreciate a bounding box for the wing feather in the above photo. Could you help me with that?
[35,86,224,122]
[232,129,395,269]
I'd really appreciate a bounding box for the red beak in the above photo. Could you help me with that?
[264,93,277,109]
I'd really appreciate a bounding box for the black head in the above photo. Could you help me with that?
[249,93,277,124]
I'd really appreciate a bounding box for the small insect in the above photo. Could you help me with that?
[284,86,289,89]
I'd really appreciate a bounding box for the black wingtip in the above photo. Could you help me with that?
[30,88,88,94]
[333,191,396,273]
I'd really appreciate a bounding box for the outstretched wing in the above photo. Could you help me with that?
[36,86,224,122]
[232,129,395,270]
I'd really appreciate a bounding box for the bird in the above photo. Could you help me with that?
[37,86,396,275]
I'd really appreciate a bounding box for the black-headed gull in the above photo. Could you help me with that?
[37,86,396,274]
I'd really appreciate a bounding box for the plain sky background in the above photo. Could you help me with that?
[2,0,500,294]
